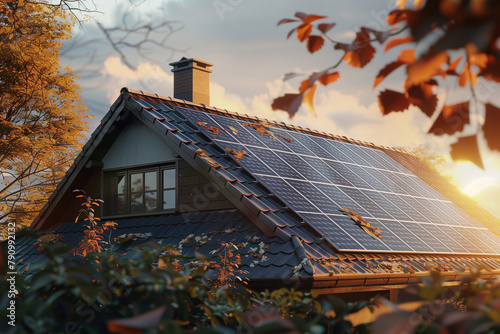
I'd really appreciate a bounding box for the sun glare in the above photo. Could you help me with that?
[451,161,497,196]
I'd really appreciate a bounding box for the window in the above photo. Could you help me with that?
[105,164,176,216]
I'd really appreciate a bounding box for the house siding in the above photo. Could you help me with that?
[102,121,176,170]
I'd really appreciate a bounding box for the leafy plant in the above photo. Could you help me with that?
[72,190,117,257]
[273,2,500,169]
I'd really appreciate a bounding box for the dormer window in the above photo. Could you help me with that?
[104,163,176,216]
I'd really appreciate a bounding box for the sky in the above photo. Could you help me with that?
[61,0,500,219]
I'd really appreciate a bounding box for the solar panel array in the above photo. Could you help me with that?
[178,106,500,255]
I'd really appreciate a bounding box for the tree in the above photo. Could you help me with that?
[0,1,90,234]
[272,1,500,169]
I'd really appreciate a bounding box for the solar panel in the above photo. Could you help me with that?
[177,106,500,255]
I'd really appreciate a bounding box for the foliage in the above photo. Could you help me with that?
[72,190,117,257]
[0,0,89,234]
[4,229,500,333]
[273,1,500,169]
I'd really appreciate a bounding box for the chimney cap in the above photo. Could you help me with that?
[169,57,213,73]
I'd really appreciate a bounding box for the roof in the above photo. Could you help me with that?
[19,209,500,292]
[27,87,500,290]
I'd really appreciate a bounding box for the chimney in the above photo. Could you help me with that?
[169,57,213,105]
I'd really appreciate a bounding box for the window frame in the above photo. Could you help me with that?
[102,161,178,218]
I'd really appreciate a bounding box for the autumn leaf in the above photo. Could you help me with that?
[341,31,376,68]
[295,12,327,24]
[386,9,413,25]
[299,72,323,93]
[428,102,470,135]
[483,103,500,152]
[406,51,449,86]
[317,22,336,34]
[271,93,303,118]
[374,49,415,87]
[406,82,438,117]
[303,84,317,113]
[318,71,340,86]
[277,18,299,25]
[378,89,410,115]
[307,35,324,53]
[296,23,313,42]
[384,36,414,52]
[447,56,463,75]
[479,55,500,82]
[450,135,484,169]
[459,66,477,87]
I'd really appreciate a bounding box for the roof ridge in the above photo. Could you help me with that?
[122,87,403,154]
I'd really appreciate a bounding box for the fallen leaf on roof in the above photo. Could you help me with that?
[227,126,238,134]
[377,261,404,273]
[278,134,293,142]
[196,149,221,168]
[332,262,356,274]
[226,148,246,161]
[197,121,219,135]
[242,122,276,139]
[341,207,383,239]
[35,233,63,247]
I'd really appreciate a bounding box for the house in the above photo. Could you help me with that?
[19,57,500,302]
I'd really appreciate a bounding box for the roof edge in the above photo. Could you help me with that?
[125,88,405,154]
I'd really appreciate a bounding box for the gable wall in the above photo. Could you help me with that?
[102,121,176,170]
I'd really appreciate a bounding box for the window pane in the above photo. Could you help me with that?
[130,193,143,212]
[130,173,143,193]
[163,169,176,189]
[145,191,157,211]
[109,175,125,215]
[111,194,125,214]
[115,175,125,195]
[145,171,157,191]
[163,190,175,210]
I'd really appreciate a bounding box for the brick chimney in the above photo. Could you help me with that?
[169,57,213,105]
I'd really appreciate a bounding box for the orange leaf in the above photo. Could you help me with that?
[406,51,449,86]
[295,12,327,24]
[384,36,414,52]
[374,49,415,87]
[386,9,412,25]
[469,53,488,68]
[447,56,463,74]
[450,135,484,169]
[307,35,324,53]
[428,102,470,135]
[299,72,322,93]
[483,103,500,152]
[414,0,424,8]
[277,18,299,25]
[317,22,336,34]
[303,84,317,113]
[296,23,312,42]
[271,93,303,119]
[318,72,340,86]
[343,31,376,68]
[459,67,477,87]
[378,90,410,115]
